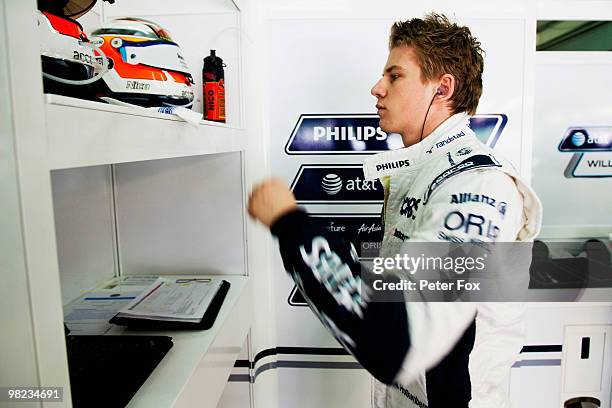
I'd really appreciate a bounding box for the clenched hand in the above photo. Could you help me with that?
[248,178,298,228]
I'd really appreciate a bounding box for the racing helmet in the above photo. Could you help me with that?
[90,18,195,108]
[38,0,112,99]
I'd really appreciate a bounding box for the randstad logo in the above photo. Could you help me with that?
[435,131,466,149]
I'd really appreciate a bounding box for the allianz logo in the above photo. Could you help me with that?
[321,173,380,195]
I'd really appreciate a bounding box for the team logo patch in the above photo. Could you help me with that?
[444,210,501,241]
[423,155,502,204]
[400,196,421,220]
[375,159,411,172]
[436,130,466,150]
[450,193,508,218]
[456,147,472,156]
[393,228,409,241]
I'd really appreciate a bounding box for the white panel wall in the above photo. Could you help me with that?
[114,152,246,276]
[51,166,117,304]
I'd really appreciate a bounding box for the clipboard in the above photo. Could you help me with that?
[110,280,231,330]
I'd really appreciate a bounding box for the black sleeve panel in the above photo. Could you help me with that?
[271,209,410,385]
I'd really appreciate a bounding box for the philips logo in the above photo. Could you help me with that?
[285,115,403,154]
[376,159,410,172]
[313,126,387,141]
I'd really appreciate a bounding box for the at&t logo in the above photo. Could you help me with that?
[321,174,343,195]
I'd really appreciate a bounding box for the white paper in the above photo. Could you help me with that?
[117,277,222,322]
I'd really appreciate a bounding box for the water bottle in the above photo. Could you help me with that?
[202,50,226,122]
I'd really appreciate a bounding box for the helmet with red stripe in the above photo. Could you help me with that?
[89,18,195,108]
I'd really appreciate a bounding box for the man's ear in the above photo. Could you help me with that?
[436,74,455,100]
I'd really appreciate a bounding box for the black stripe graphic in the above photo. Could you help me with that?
[253,346,348,365]
[233,359,251,368]
[512,359,562,368]
[228,345,564,383]
[520,345,562,353]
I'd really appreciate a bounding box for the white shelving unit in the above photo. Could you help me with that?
[61,274,252,407]
[123,277,252,408]
[1,0,260,407]
[46,95,246,170]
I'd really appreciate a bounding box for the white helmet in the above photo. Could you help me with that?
[90,17,195,108]
[38,0,113,99]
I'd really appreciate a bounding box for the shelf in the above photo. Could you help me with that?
[125,275,251,408]
[45,95,246,170]
[66,275,252,408]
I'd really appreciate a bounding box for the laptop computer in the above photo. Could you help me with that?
[64,324,173,407]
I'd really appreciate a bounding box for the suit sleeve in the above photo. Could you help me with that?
[271,209,409,384]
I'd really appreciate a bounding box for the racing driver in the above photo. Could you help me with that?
[248,13,542,408]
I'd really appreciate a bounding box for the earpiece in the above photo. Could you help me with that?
[436,87,445,97]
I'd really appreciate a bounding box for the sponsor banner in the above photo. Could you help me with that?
[288,213,383,307]
[311,213,383,257]
[290,164,384,203]
[564,152,612,178]
[559,127,612,178]
[285,113,507,154]
[558,127,612,152]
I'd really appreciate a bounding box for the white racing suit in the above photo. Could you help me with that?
[363,112,542,407]
[271,112,541,408]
